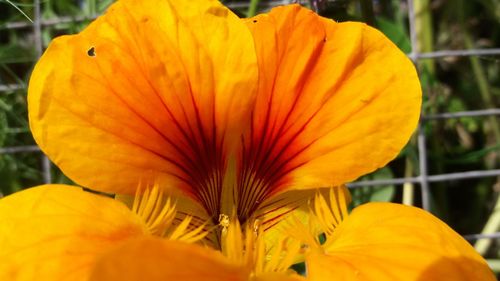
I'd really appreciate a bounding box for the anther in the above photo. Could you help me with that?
[219,214,230,229]
[253,219,261,234]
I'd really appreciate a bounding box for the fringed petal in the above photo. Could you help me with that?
[89,237,249,281]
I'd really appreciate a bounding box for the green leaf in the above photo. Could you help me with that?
[376,17,411,53]
[351,167,396,206]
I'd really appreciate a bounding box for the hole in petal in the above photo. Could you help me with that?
[87,46,96,57]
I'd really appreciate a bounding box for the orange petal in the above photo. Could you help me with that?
[240,5,421,208]
[28,0,258,213]
[306,203,496,281]
[0,185,147,281]
[254,273,306,281]
[89,236,249,281]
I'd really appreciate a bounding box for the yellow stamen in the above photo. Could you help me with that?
[219,213,301,277]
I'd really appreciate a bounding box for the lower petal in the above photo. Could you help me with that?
[306,203,495,281]
[253,273,306,281]
[0,185,147,281]
[89,237,249,281]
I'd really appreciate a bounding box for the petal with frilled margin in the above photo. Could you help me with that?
[90,237,305,281]
[240,5,421,213]
[306,203,496,281]
[255,273,306,281]
[89,237,249,281]
[28,0,258,214]
[0,185,147,281]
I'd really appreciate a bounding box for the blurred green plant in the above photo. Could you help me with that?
[351,167,396,206]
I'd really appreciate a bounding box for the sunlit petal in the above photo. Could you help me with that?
[254,273,306,281]
[306,203,496,281]
[0,185,147,281]
[28,0,258,215]
[89,236,249,281]
[241,5,421,212]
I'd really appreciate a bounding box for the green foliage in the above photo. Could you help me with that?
[376,16,411,53]
[0,0,112,195]
[351,167,396,207]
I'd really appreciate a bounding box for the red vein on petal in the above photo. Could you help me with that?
[236,20,327,221]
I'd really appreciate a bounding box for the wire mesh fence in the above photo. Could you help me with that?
[1,0,500,269]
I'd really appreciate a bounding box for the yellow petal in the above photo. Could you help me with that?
[0,185,148,281]
[90,236,249,281]
[242,5,421,199]
[28,0,258,206]
[306,203,496,281]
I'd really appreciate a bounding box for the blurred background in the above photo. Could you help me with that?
[1,0,500,274]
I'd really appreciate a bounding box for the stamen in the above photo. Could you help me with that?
[219,214,230,229]
[219,214,301,277]
[132,184,208,243]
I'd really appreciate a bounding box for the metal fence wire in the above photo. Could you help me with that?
[1,0,500,265]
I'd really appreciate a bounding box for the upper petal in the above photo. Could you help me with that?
[89,236,249,281]
[306,203,495,281]
[0,185,147,281]
[240,5,421,203]
[28,0,258,207]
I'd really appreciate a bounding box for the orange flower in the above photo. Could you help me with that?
[0,0,489,280]
[28,0,419,244]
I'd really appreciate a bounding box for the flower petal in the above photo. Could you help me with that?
[241,5,421,202]
[28,0,258,209]
[306,203,496,281]
[89,237,249,281]
[254,273,306,281]
[0,185,147,281]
